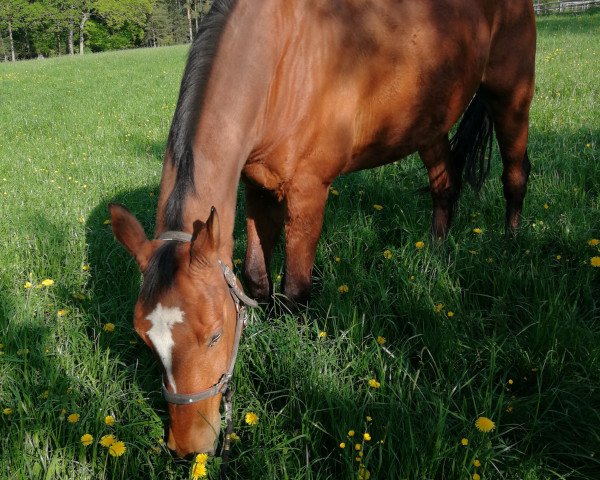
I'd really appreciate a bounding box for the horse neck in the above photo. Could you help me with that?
[156,0,277,261]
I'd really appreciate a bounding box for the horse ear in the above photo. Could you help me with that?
[190,207,220,263]
[109,203,152,270]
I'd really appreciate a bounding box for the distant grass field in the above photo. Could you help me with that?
[1,10,599,480]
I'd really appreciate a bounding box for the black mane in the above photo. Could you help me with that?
[139,241,180,306]
[164,0,238,231]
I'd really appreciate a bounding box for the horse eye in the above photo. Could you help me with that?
[208,333,222,347]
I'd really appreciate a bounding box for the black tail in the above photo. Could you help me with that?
[450,93,494,193]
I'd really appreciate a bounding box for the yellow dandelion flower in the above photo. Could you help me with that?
[339,442,346,449]
[591,257,600,267]
[245,411,259,426]
[329,187,340,196]
[41,279,54,287]
[447,311,455,317]
[475,416,495,433]
[195,453,208,464]
[588,239,599,246]
[24,281,33,289]
[555,255,562,260]
[383,249,393,259]
[473,474,481,480]
[338,284,349,293]
[57,309,69,317]
[508,379,514,385]
[67,413,80,423]
[376,336,386,345]
[81,434,93,446]
[363,433,371,441]
[318,331,327,339]
[334,256,341,263]
[434,303,444,313]
[373,204,383,211]
[192,461,207,479]
[355,456,361,462]
[103,323,115,332]
[105,415,115,426]
[3,407,13,415]
[355,443,361,451]
[366,416,372,422]
[368,378,381,389]
[474,459,481,467]
[415,241,425,249]
[461,437,469,446]
[543,203,549,209]
[100,435,115,447]
[473,228,483,234]
[108,441,126,457]
[348,430,355,437]
[229,432,240,442]
[103,219,111,225]
[81,264,90,271]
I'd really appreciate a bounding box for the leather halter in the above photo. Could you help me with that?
[156,230,258,405]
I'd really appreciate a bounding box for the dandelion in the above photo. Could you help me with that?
[355,443,361,451]
[105,415,115,426]
[335,256,341,263]
[338,284,349,293]
[57,309,69,317]
[103,219,111,225]
[81,264,90,271]
[103,323,115,332]
[473,228,483,234]
[41,279,54,287]
[434,303,444,313]
[555,255,562,260]
[108,441,126,457]
[474,459,481,467]
[373,204,383,211]
[475,416,495,433]
[67,413,80,423]
[508,379,514,385]
[383,249,393,259]
[3,408,13,415]
[330,187,340,196]
[473,474,481,480]
[192,461,207,479]
[339,442,346,449]
[100,435,116,447]
[461,438,469,446]
[376,336,386,345]
[24,281,33,289]
[363,433,371,441]
[229,432,240,442]
[348,430,355,437]
[447,311,455,317]
[591,257,600,267]
[368,378,381,389]
[196,453,208,464]
[588,239,599,246]
[543,203,549,209]
[245,411,259,426]
[415,241,425,249]
[81,434,93,446]
[318,331,327,339]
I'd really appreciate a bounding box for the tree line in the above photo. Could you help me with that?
[0,0,214,62]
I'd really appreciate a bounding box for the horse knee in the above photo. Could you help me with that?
[242,257,271,302]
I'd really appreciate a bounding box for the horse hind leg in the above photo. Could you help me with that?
[480,86,533,233]
[243,182,284,302]
[419,137,462,239]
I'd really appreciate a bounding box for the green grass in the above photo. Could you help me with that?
[1,10,599,480]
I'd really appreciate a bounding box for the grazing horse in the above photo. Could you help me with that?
[109,0,535,457]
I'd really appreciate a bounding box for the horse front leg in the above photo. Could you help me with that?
[243,182,284,302]
[419,137,462,239]
[282,176,329,306]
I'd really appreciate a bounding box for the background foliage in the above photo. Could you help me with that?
[0,8,599,480]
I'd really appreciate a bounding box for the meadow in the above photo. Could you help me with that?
[1,10,599,480]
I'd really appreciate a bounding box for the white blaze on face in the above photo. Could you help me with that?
[146,303,185,393]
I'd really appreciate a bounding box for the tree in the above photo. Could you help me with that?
[0,0,28,61]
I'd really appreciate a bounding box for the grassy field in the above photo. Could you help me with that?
[1,10,599,480]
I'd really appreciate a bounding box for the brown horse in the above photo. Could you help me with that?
[109,0,535,457]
